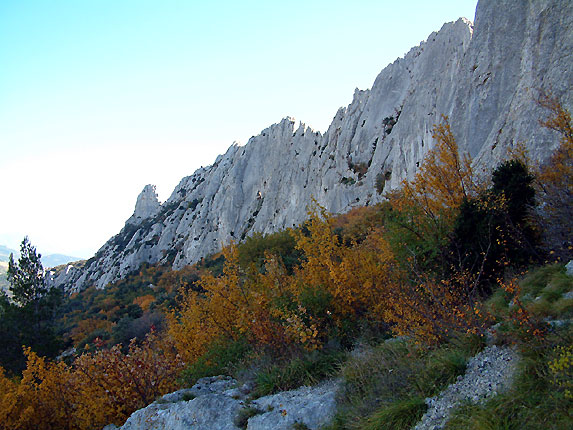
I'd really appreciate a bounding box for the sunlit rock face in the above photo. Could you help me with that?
[49,0,573,292]
[127,185,161,225]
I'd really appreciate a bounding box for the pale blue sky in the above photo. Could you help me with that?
[0,0,477,259]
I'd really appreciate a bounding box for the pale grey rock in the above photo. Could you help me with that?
[565,260,573,277]
[118,376,244,430]
[413,345,519,430]
[185,375,239,397]
[120,394,243,430]
[127,185,161,225]
[115,375,337,430]
[49,0,573,292]
[247,380,338,430]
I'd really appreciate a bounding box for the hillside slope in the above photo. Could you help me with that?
[50,0,573,292]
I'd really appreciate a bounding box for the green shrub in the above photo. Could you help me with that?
[253,349,345,397]
[179,337,251,386]
[237,230,301,274]
[340,177,356,186]
[181,392,196,401]
[375,171,392,194]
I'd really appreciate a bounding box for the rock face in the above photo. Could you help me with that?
[113,375,338,430]
[248,381,338,430]
[51,0,573,292]
[566,260,573,277]
[127,185,161,225]
[117,376,243,430]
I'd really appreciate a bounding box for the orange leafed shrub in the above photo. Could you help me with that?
[286,204,401,342]
[536,93,573,260]
[384,273,491,344]
[387,117,479,266]
[382,118,491,342]
[73,332,182,427]
[133,294,156,311]
[330,205,387,244]
[69,318,114,345]
[0,366,21,429]
[0,349,76,430]
[399,117,477,221]
[0,332,181,430]
[168,244,261,363]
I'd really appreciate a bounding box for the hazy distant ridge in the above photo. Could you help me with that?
[0,244,79,268]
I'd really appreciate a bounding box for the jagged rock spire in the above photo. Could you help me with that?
[127,185,160,225]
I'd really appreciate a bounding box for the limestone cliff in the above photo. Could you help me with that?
[126,185,161,226]
[49,0,573,292]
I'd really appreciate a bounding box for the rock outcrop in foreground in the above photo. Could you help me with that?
[51,0,573,292]
[108,345,519,430]
[108,376,338,430]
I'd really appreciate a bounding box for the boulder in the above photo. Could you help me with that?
[248,381,338,430]
[118,376,244,430]
[115,376,339,430]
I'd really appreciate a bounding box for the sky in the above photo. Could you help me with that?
[0,0,478,259]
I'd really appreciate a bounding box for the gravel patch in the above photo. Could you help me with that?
[413,345,519,430]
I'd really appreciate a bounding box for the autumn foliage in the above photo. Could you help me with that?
[536,93,573,261]
[0,331,181,430]
[167,113,559,354]
[2,103,571,429]
[168,119,490,350]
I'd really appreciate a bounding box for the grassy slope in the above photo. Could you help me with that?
[322,264,573,430]
[444,265,573,430]
[4,206,570,430]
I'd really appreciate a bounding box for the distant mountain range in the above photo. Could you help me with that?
[0,245,80,269]
[0,245,16,263]
[0,245,81,292]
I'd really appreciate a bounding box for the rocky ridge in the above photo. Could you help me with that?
[50,0,573,292]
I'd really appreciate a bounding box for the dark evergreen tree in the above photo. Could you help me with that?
[7,236,47,307]
[491,159,536,224]
[1,237,62,374]
[449,159,539,295]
